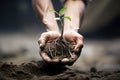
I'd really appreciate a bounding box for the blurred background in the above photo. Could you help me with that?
[0,0,120,71]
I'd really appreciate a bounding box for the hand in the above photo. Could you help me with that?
[38,31,61,63]
[63,30,84,65]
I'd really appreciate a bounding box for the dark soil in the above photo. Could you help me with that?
[0,61,120,80]
[43,37,74,61]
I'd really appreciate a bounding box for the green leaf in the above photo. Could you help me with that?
[64,16,71,21]
[59,7,67,16]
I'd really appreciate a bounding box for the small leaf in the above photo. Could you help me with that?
[64,16,71,21]
[59,7,67,16]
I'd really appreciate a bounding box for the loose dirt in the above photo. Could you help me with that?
[43,37,74,61]
[0,61,120,80]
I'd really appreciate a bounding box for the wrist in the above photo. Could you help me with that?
[64,29,79,33]
[64,24,79,33]
[64,19,80,32]
[42,17,60,32]
[63,30,78,34]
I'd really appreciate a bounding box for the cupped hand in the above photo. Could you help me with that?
[62,30,84,65]
[38,31,61,63]
[38,30,83,66]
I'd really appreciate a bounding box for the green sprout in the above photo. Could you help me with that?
[50,7,71,38]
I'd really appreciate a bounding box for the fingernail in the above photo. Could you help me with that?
[62,58,69,62]
[40,43,45,48]
[52,58,59,62]
[40,44,42,47]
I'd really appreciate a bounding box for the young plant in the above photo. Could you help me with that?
[43,7,74,62]
[50,7,71,38]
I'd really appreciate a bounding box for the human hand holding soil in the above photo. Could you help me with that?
[63,31,83,65]
[33,0,85,66]
[38,31,61,63]
[38,30,83,66]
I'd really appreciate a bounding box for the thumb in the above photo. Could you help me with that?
[38,33,49,49]
[38,38,46,48]
[74,37,83,53]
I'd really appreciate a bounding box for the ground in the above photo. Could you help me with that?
[0,61,120,80]
[0,34,120,80]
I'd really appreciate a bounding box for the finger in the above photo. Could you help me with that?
[61,58,70,65]
[52,58,59,63]
[61,58,69,63]
[40,51,52,63]
[38,33,49,48]
[38,38,46,49]
[67,53,79,66]
[74,36,84,53]
[61,53,78,65]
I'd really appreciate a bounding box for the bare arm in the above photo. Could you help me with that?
[64,0,85,32]
[32,0,59,32]
[32,0,61,62]
[32,0,85,65]
[62,0,85,65]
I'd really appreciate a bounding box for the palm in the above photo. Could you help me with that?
[38,31,60,47]
[63,31,83,54]
[62,31,83,65]
[38,31,61,63]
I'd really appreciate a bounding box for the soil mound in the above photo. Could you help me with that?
[0,61,120,80]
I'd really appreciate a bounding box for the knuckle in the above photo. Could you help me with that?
[78,43,83,49]
[41,33,46,37]
[79,35,84,40]
[81,36,84,40]
[77,40,83,47]
[80,44,84,48]
[80,42,84,46]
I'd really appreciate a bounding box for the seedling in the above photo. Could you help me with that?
[50,7,71,37]
[43,7,74,62]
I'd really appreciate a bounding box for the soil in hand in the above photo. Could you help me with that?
[43,37,74,61]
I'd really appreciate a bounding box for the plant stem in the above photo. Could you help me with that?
[59,17,64,38]
[54,11,64,39]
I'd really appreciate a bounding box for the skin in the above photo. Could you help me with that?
[32,0,85,65]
